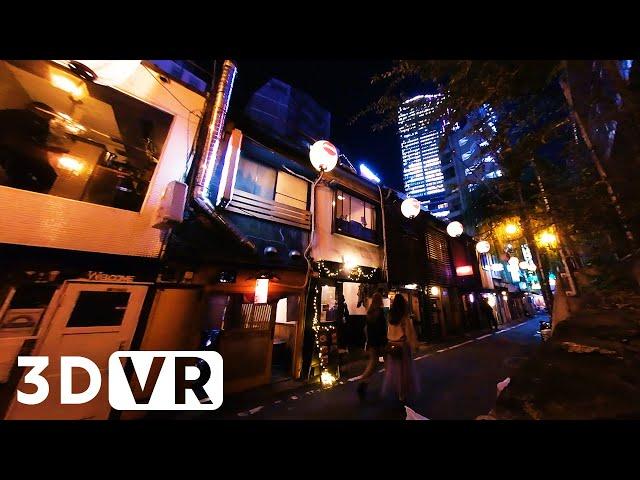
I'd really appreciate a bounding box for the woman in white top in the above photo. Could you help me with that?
[382,294,419,403]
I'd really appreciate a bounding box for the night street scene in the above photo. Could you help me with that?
[1,59,639,422]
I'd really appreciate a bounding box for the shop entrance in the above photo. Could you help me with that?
[426,286,450,339]
[320,281,369,350]
[271,295,302,383]
[5,281,148,420]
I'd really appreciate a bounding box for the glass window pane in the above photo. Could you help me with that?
[0,60,173,212]
[235,155,276,199]
[275,171,307,209]
[350,196,365,227]
[66,291,131,327]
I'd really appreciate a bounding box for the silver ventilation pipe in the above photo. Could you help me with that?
[192,60,256,253]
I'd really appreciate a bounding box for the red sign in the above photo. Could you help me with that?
[456,265,474,276]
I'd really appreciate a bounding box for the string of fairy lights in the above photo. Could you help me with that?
[312,261,379,387]
[315,260,379,282]
[311,283,337,387]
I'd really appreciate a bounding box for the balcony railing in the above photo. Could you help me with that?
[226,190,311,230]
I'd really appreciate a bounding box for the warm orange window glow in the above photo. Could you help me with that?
[456,265,473,276]
[255,278,269,304]
[57,156,84,175]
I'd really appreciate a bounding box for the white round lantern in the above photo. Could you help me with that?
[309,140,338,172]
[401,197,421,219]
[527,263,537,271]
[446,221,464,237]
[476,240,491,254]
[508,257,520,268]
[519,261,529,270]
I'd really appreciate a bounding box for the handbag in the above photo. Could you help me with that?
[386,340,405,359]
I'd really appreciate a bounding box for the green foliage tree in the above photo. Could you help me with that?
[359,60,640,308]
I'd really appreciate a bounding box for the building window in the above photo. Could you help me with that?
[425,229,452,283]
[334,189,378,243]
[234,156,309,211]
[0,60,173,212]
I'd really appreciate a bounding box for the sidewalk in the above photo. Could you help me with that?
[495,307,640,419]
[163,318,530,420]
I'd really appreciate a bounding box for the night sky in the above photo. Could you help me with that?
[226,60,405,191]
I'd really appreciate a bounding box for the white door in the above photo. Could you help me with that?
[5,282,148,420]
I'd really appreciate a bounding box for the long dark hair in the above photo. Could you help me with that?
[389,294,408,326]
[367,292,384,318]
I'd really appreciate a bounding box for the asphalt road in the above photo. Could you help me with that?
[187,315,545,420]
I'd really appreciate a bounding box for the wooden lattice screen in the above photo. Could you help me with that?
[425,229,452,284]
[240,303,273,330]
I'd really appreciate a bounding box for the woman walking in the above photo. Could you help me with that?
[356,292,387,400]
[383,294,419,403]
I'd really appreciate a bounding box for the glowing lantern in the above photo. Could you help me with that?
[430,286,440,296]
[254,278,269,304]
[57,155,84,176]
[446,221,464,237]
[321,371,336,387]
[476,241,491,254]
[50,74,87,101]
[309,140,338,172]
[342,255,357,271]
[538,231,558,248]
[508,257,520,268]
[401,197,421,219]
[505,223,519,235]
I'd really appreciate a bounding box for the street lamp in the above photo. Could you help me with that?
[309,140,338,172]
[505,223,519,235]
[446,221,464,238]
[538,231,558,248]
[401,197,421,219]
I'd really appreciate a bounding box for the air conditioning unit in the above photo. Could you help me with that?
[153,181,187,229]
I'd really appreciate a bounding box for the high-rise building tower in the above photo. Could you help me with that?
[398,94,449,218]
[440,104,500,226]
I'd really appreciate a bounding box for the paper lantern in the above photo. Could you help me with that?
[446,221,464,237]
[401,197,421,219]
[476,241,491,254]
[309,140,338,172]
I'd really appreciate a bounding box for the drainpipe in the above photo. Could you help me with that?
[192,59,256,253]
[378,185,390,283]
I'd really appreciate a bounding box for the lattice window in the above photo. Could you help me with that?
[425,229,452,284]
[240,303,273,330]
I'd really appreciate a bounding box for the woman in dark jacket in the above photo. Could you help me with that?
[356,292,387,400]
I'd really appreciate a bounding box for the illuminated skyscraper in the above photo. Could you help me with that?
[398,94,449,218]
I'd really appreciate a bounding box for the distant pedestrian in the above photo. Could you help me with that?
[335,294,349,350]
[480,297,499,331]
[356,292,387,400]
[382,294,419,404]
